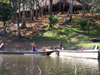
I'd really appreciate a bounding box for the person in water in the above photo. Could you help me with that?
[31,41,37,51]
[59,41,63,50]
[54,44,57,50]
[0,43,5,50]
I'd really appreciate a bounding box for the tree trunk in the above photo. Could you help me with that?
[49,0,53,28]
[18,0,21,22]
[31,10,33,21]
[69,0,74,21]
[25,0,28,18]
[62,4,71,24]
[45,0,47,17]
[81,0,84,20]
[12,0,21,38]
[3,21,6,35]
[59,2,62,12]
[2,0,3,2]
[21,0,26,28]
[35,2,38,19]
[37,1,41,17]
[63,0,66,13]
[48,5,50,14]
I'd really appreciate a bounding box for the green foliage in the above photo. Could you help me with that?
[63,27,69,31]
[78,19,93,34]
[42,24,49,28]
[0,2,12,22]
[74,11,81,14]
[59,12,61,15]
[48,15,58,25]
[96,21,100,25]
[87,20,92,33]
[29,35,42,42]
[71,18,80,25]
[63,27,70,35]
[78,19,88,30]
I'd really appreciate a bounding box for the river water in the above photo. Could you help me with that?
[0,54,99,75]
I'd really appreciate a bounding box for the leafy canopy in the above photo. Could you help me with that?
[0,2,12,22]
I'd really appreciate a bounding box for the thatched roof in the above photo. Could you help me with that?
[36,0,82,7]
[39,0,82,6]
[17,0,84,13]
[65,0,82,6]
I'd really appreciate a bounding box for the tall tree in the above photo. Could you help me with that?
[2,0,3,3]
[0,2,12,35]
[81,0,84,20]
[37,0,42,17]
[35,1,38,19]
[28,0,35,21]
[62,1,73,24]
[69,0,74,21]
[12,0,21,38]
[63,0,66,13]
[49,0,53,27]
[18,0,21,21]
[21,0,26,28]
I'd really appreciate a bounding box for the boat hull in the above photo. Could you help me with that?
[59,50,99,59]
[0,50,59,56]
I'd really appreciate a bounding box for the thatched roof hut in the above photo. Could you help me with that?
[17,0,90,15]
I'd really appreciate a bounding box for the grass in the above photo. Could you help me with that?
[29,35,42,42]
[96,21,100,25]
[30,18,100,50]
[63,40,100,50]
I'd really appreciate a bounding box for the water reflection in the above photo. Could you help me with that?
[0,55,99,75]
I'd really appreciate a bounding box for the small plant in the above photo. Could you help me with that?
[78,19,88,33]
[87,20,92,34]
[59,12,61,15]
[42,24,49,28]
[63,27,70,36]
[48,15,58,26]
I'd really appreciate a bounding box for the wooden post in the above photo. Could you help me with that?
[56,51,59,56]
[98,51,100,59]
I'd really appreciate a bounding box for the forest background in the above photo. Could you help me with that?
[0,0,100,51]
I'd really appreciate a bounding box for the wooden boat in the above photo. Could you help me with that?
[58,50,99,59]
[0,50,59,56]
[51,44,100,59]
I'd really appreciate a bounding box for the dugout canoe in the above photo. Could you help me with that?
[50,44,100,59]
[0,50,59,56]
[58,50,99,59]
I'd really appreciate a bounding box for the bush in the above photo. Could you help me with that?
[48,15,58,25]
[78,19,92,34]
[63,27,70,35]
[78,19,88,30]
[87,20,92,33]
[42,24,49,28]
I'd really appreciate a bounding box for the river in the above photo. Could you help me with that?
[0,54,99,75]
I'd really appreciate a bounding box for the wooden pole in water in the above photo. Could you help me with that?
[57,51,59,56]
[98,51,100,59]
